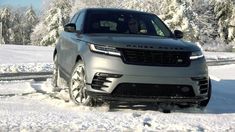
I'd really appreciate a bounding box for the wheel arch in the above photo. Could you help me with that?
[53,48,57,61]
[75,55,82,63]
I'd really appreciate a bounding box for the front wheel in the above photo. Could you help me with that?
[69,60,93,106]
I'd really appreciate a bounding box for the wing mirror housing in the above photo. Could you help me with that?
[174,30,183,39]
[64,23,76,32]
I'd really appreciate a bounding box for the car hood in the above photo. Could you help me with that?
[82,34,200,52]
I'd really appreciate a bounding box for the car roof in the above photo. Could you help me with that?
[81,8,154,15]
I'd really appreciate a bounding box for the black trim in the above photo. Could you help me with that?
[111,83,195,97]
[119,48,191,67]
[86,90,207,103]
[91,73,122,90]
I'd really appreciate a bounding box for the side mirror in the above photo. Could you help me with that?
[174,30,183,39]
[64,23,76,32]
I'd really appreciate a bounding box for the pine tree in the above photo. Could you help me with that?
[23,6,38,45]
[120,0,160,14]
[11,10,24,44]
[31,0,72,46]
[70,0,122,16]
[0,8,4,44]
[212,0,235,43]
[0,7,11,44]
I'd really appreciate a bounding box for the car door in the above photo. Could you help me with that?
[59,11,86,76]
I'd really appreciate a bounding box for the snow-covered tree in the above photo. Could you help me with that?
[0,7,12,44]
[212,0,235,43]
[0,6,38,45]
[120,0,161,14]
[22,6,38,45]
[70,0,122,17]
[31,0,72,46]
[30,0,235,50]
[0,9,4,44]
[10,10,24,44]
[118,0,195,41]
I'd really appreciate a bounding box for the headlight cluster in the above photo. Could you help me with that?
[190,51,204,60]
[90,43,204,60]
[89,44,121,56]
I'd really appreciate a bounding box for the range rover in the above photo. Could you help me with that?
[52,8,211,108]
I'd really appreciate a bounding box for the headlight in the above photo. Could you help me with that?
[89,44,121,56]
[190,50,204,60]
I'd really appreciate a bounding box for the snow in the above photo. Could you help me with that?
[0,45,53,64]
[0,45,235,131]
[0,63,53,73]
[0,45,53,73]
[1,74,235,131]
[204,51,235,61]
[208,64,235,114]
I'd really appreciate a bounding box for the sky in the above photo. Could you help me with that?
[0,0,42,10]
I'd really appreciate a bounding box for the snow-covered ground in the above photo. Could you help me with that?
[1,45,235,131]
[205,52,235,62]
[1,45,235,73]
[0,45,53,73]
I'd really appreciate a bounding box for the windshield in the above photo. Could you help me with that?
[84,11,173,37]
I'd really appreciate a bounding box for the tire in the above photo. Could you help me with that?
[198,78,212,108]
[69,60,93,106]
[52,55,61,92]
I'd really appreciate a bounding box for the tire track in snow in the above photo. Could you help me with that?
[0,72,52,81]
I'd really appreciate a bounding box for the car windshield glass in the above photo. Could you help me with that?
[84,11,172,37]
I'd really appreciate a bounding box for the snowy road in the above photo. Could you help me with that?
[0,65,235,131]
[1,45,235,131]
[0,72,52,81]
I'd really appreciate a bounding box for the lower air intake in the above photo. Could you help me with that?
[111,83,195,97]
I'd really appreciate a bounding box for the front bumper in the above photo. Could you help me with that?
[82,50,209,100]
[86,90,208,103]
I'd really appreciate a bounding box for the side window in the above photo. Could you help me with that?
[139,20,147,34]
[151,20,165,36]
[75,12,85,31]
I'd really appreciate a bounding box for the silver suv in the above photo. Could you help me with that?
[53,8,211,108]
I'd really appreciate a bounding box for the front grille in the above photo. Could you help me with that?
[111,83,195,97]
[119,49,191,67]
